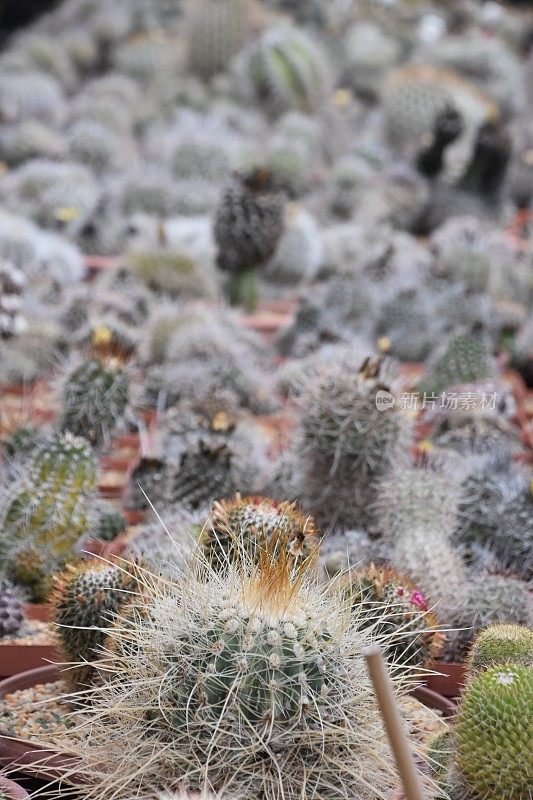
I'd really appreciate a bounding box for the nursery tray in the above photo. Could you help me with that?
[0,644,57,680]
[0,665,79,781]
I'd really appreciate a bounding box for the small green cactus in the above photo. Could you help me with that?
[421,328,494,395]
[127,248,218,299]
[60,356,131,448]
[455,665,533,799]
[468,625,533,675]
[51,560,140,690]
[187,0,249,81]
[91,499,127,542]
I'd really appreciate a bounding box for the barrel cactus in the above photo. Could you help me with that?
[468,625,533,675]
[187,0,249,81]
[234,27,331,118]
[455,665,532,799]
[61,548,426,800]
[200,494,318,567]
[59,356,132,448]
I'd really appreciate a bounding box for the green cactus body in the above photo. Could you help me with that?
[421,329,493,395]
[344,564,443,669]
[60,357,131,447]
[51,561,139,689]
[3,432,97,558]
[236,28,330,117]
[201,493,318,566]
[187,0,249,81]
[92,500,127,542]
[456,665,533,799]
[468,625,533,675]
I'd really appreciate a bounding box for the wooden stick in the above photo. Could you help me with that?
[364,644,427,800]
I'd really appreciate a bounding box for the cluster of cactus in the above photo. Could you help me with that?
[50,560,140,690]
[0,432,97,600]
[430,623,533,800]
[186,0,249,81]
[343,564,443,669]
[200,493,318,567]
[59,355,132,447]
[214,168,286,311]
[60,546,423,800]
[234,27,331,118]
[295,354,412,531]
[0,579,24,638]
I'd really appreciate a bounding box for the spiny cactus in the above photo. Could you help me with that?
[126,457,167,512]
[264,206,323,286]
[0,120,65,166]
[455,665,532,799]
[343,564,443,669]
[187,0,249,82]
[444,575,533,662]
[234,27,331,118]
[0,258,26,338]
[200,494,318,567]
[50,560,140,690]
[67,120,125,175]
[59,356,132,448]
[111,32,180,82]
[420,327,494,395]
[295,353,412,531]
[127,247,218,300]
[0,71,65,125]
[1,431,97,561]
[214,168,286,311]
[91,499,127,542]
[468,625,533,675]
[429,216,493,293]
[1,426,43,462]
[0,579,24,638]
[61,548,424,800]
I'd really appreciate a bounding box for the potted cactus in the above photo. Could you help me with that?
[0,579,56,679]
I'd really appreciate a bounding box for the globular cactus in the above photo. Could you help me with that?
[214,168,286,311]
[59,356,132,448]
[0,120,65,166]
[445,575,533,662]
[112,32,180,82]
[200,493,318,567]
[1,432,97,562]
[1,426,43,462]
[454,665,532,799]
[429,216,493,293]
[187,0,249,82]
[5,544,53,603]
[468,625,533,675]
[62,548,424,800]
[343,564,443,669]
[91,499,127,542]
[0,579,24,638]
[234,27,331,118]
[126,457,167,512]
[380,466,467,623]
[0,258,27,338]
[342,21,401,100]
[420,327,494,396]
[264,206,323,287]
[0,71,65,125]
[67,120,125,175]
[51,560,140,690]
[295,353,412,532]
[127,247,218,300]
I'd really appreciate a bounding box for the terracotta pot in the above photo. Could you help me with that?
[412,685,456,717]
[99,455,132,472]
[83,254,119,278]
[22,605,51,624]
[0,642,57,680]
[0,384,32,398]
[0,666,79,780]
[426,662,466,698]
[0,775,30,799]
[110,433,141,452]
[123,509,146,526]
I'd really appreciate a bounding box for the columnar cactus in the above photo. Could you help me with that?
[187,0,249,81]
[214,168,286,311]
[455,665,532,799]
[200,494,318,567]
[343,564,443,669]
[295,354,412,531]
[0,579,24,638]
[61,549,426,800]
[468,624,533,675]
[51,560,140,690]
[59,356,132,448]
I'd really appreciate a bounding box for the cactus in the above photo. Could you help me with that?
[187,0,249,81]
[343,564,443,669]
[455,665,532,799]
[0,258,27,338]
[214,168,286,311]
[342,21,401,100]
[295,354,412,531]
[127,248,218,300]
[200,494,318,567]
[0,120,65,166]
[429,216,493,293]
[0,71,65,125]
[112,33,180,82]
[468,625,533,675]
[444,575,533,662]
[60,548,424,800]
[415,105,464,179]
[1,426,43,462]
[234,27,331,118]
[264,206,323,286]
[1,432,97,565]
[59,357,131,448]
[420,327,494,395]
[0,579,24,638]
[126,457,167,512]
[51,560,140,690]
[91,499,127,542]
[67,120,124,175]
